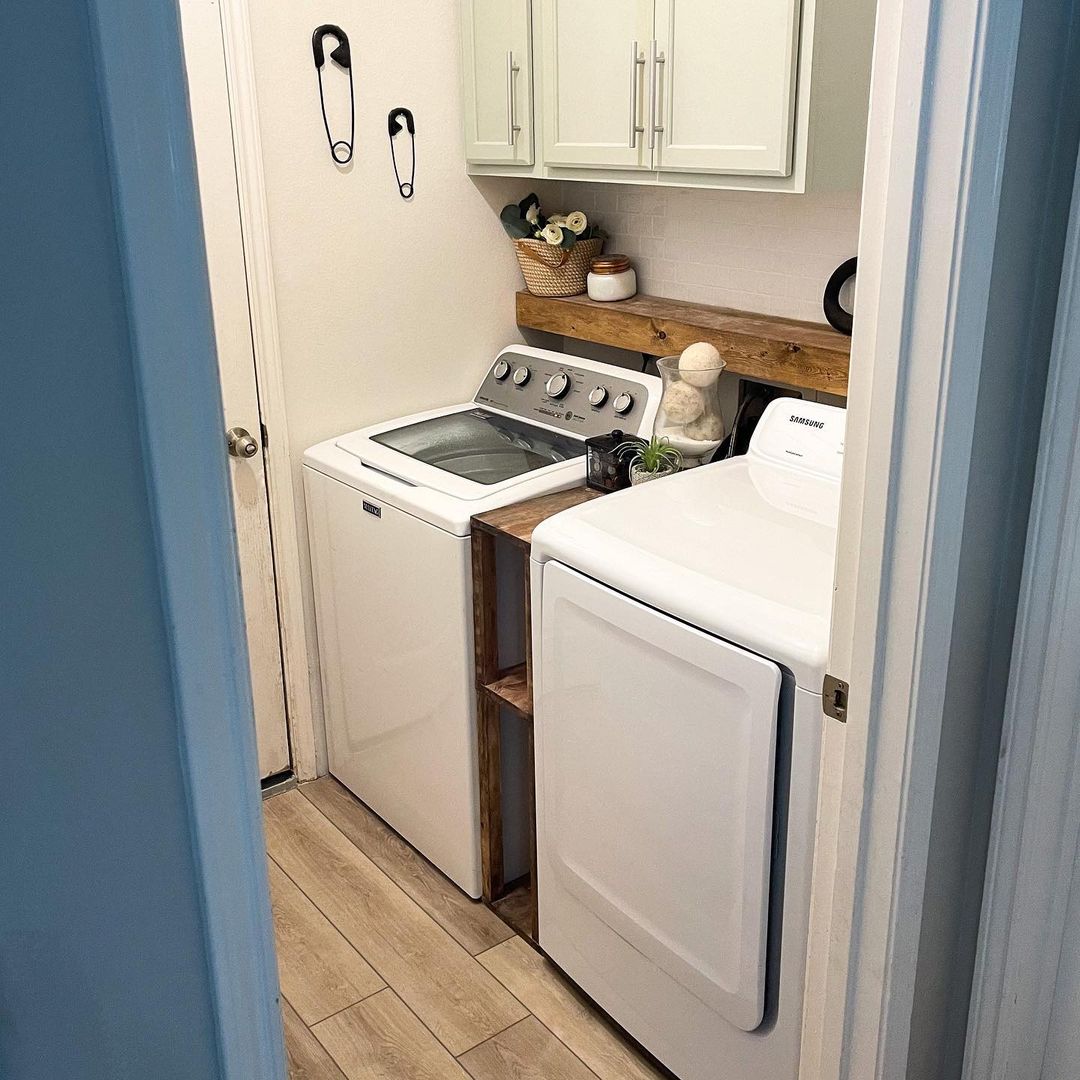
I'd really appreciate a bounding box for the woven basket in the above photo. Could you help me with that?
[513,237,603,297]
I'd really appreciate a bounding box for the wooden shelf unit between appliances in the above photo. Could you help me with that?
[471,486,603,942]
[516,290,851,397]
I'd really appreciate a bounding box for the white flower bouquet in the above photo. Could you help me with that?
[499,193,604,249]
[500,193,605,297]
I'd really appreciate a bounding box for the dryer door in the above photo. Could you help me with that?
[536,562,781,1033]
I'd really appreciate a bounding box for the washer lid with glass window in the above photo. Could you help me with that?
[367,408,584,486]
[315,402,597,535]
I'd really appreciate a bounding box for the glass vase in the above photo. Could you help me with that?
[654,354,727,467]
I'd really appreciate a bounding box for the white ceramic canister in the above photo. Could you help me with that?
[587,254,637,302]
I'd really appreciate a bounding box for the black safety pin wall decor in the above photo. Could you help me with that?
[387,108,416,199]
[312,24,354,164]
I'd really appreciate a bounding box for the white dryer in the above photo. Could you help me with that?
[303,346,660,899]
[530,398,845,1080]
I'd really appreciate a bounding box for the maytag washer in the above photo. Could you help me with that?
[303,346,661,897]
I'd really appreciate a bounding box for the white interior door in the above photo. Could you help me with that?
[653,0,800,176]
[536,561,781,1032]
[461,0,534,165]
[539,0,654,169]
[179,0,290,780]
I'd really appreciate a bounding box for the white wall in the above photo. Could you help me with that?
[560,181,861,324]
[249,3,559,451]
[246,1,555,763]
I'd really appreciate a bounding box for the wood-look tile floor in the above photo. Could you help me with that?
[267,779,668,1080]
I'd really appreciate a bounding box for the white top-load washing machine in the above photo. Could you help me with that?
[530,398,845,1080]
[303,346,660,898]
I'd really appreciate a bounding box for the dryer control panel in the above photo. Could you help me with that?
[747,399,846,480]
[473,347,661,439]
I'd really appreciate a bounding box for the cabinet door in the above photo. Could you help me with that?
[461,0,533,165]
[539,0,654,169]
[654,0,801,176]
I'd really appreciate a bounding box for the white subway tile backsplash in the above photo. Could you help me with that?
[676,284,725,306]
[558,182,861,324]
[637,257,677,281]
[645,214,676,239]
[674,261,722,287]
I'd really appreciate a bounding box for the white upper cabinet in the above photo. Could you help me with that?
[653,0,801,176]
[461,0,534,165]
[537,0,654,170]
[461,0,875,192]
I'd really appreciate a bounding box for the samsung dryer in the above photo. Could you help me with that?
[530,398,845,1080]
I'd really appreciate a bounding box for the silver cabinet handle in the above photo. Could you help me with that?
[628,41,646,148]
[648,39,666,150]
[506,50,521,146]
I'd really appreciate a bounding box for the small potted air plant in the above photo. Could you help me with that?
[616,435,683,486]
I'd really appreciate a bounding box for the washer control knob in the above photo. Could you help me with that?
[512,366,531,386]
[493,360,511,380]
[612,391,634,415]
[588,385,608,408]
[546,372,571,399]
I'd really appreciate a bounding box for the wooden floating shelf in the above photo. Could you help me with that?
[516,290,850,397]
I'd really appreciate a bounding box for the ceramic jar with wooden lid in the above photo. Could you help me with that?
[587,254,637,302]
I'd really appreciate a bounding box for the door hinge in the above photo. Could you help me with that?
[823,673,849,723]
[260,422,269,449]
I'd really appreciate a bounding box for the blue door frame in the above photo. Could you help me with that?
[86,1,286,1076]
[0,0,285,1076]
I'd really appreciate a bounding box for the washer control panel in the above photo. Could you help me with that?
[475,348,658,438]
